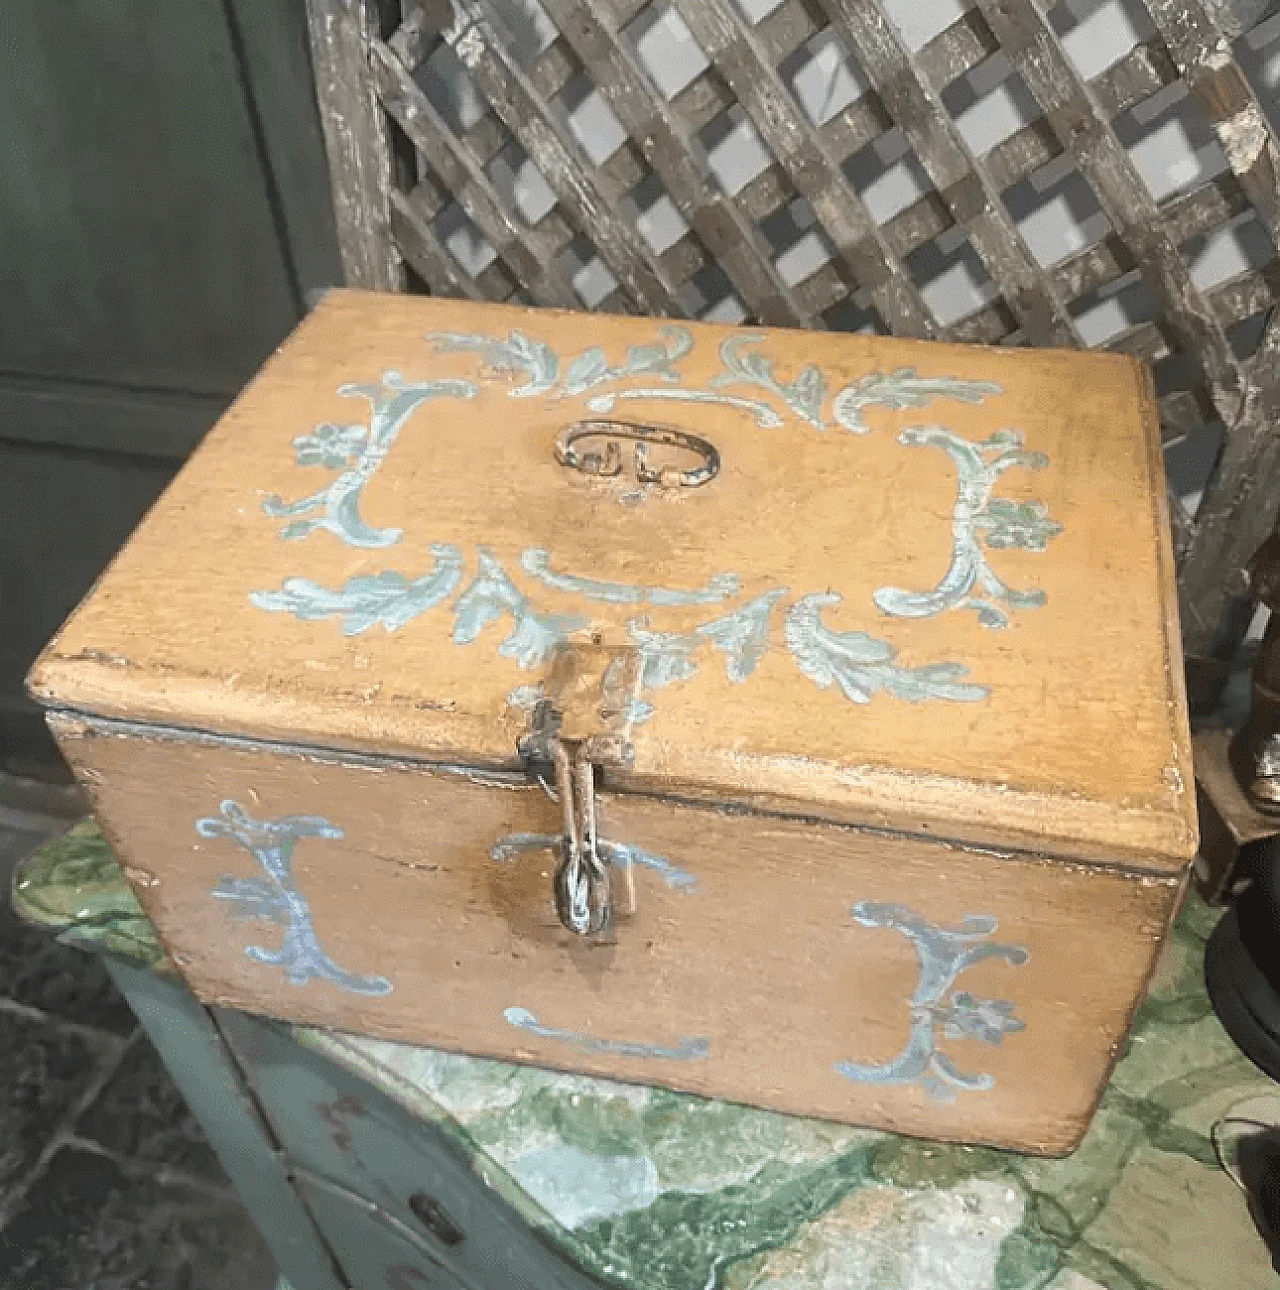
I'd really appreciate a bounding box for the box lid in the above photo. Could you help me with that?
[30,291,1195,870]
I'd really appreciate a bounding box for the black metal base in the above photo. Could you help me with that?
[1206,908,1280,1083]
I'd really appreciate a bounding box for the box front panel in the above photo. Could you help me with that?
[59,717,1179,1154]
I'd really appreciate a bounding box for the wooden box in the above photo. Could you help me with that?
[29,292,1195,1154]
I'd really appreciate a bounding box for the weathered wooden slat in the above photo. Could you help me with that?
[1103,268,1274,370]
[369,37,581,308]
[659,235,709,287]
[756,0,824,63]
[384,1,452,69]
[474,258,522,302]
[459,113,508,170]
[1090,40,1178,118]
[1179,307,1280,661]
[982,119,1060,193]
[880,191,953,259]
[1210,269,1274,326]
[916,8,1000,88]
[596,0,648,28]
[670,0,937,335]
[1048,235,1133,301]
[1159,388,1216,441]
[530,209,578,262]
[539,0,814,325]
[1046,176,1249,303]
[386,5,432,68]
[596,286,634,314]
[981,41,1182,194]
[442,0,684,315]
[530,36,579,100]
[1159,172,1250,244]
[306,0,402,290]
[736,164,795,224]
[1142,0,1280,249]
[388,188,483,299]
[973,0,1244,419]
[819,0,1080,346]
[318,0,1280,709]
[1159,0,1280,670]
[669,69,735,136]
[406,174,447,222]
[646,0,833,144]
[1167,488,1196,562]
[945,299,1019,345]
[819,92,893,160]
[596,140,649,197]
[1106,317,1167,364]
[793,259,855,315]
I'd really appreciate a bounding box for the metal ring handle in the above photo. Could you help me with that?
[555,420,719,490]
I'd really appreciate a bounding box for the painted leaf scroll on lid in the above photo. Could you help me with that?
[251,322,1058,724]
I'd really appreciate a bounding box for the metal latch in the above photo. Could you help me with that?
[518,644,642,937]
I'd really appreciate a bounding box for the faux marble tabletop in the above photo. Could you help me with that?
[15,822,1280,1290]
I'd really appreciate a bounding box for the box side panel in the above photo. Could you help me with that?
[53,715,1180,1155]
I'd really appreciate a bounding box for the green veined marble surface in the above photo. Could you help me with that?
[14,824,1278,1289]
[13,819,170,969]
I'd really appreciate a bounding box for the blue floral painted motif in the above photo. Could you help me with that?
[835,902,1027,1101]
[254,546,990,718]
[575,332,1000,432]
[785,594,988,704]
[262,372,476,548]
[621,591,790,721]
[504,1007,710,1061]
[831,369,1002,433]
[253,325,1027,719]
[874,427,1063,628]
[426,324,693,398]
[453,549,587,670]
[709,332,827,427]
[585,386,785,428]
[426,329,558,395]
[199,800,391,996]
[697,590,789,682]
[249,544,463,635]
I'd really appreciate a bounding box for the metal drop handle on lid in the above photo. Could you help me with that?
[555,419,720,494]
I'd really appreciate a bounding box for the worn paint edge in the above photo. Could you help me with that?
[1134,357,1200,848]
[45,707,1185,885]
[1054,869,1189,1154]
[45,707,530,788]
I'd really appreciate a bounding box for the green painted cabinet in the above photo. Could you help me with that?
[217,1010,601,1290]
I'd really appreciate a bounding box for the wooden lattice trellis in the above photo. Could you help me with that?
[307,0,1280,708]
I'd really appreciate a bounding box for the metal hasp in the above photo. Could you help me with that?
[518,643,644,936]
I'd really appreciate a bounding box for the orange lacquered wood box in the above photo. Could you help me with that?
[29,292,1195,1153]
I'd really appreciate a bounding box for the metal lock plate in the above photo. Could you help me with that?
[518,643,643,937]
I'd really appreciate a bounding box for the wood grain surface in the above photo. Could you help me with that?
[31,292,1195,869]
[55,715,1180,1155]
